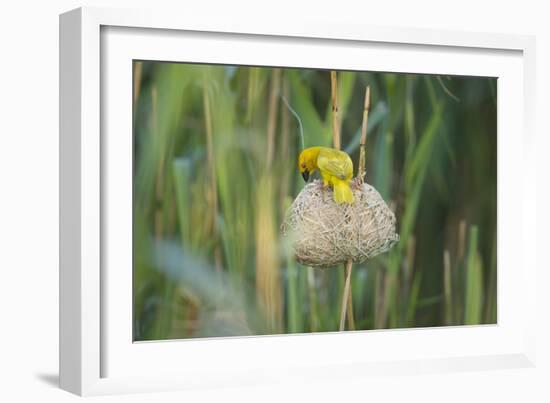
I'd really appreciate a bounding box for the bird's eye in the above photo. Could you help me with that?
[301,163,306,168]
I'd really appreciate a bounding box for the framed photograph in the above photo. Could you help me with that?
[59,6,537,396]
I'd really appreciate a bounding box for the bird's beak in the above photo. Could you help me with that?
[301,169,310,182]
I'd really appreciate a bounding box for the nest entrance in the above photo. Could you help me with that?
[282,178,399,268]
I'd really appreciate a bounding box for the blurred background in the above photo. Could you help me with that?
[133,61,496,341]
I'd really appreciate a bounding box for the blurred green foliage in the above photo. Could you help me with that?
[133,61,497,340]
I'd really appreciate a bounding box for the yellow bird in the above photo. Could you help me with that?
[298,146,355,204]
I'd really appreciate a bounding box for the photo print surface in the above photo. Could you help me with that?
[133,61,497,341]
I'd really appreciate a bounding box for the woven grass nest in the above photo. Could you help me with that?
[282,178,399,268]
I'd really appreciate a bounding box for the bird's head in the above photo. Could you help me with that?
[298,147,320,182]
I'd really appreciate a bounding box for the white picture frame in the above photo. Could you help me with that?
[59,6,537,396]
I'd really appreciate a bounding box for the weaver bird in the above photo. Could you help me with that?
[298,146,355,205]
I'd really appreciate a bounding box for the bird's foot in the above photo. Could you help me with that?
[352,177,363,190]
[323,184,331,203]
[317,181,330,191]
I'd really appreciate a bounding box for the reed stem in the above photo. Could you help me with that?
[202,76,222,271]
[330,71,341,150]
[330,70,355,331]
[307,267,320,331]
[133,61,143,107]
[339,260,353,331]
[443,249,453,325]
[152,85,164,239]
[266,68,281,169]
[279,78,291,218]
[358,86,371,181]
[346,266,356,330]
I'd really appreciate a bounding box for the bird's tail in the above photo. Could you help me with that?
[333,179,354,204]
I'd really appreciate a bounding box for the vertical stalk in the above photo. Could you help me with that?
[484,231,497,323]
[133,61,143,107]
[279,78,291,218]
[358,86,371,181]
[246,67,261,124]
[374,269,384,328]
[255,176,281,332]
[280,77,300,332]
[339,260,353,331]
[266,68,281,169]
[403,235,416,324]
[331,71,355,331]
[150,85,178,339]
[255,69,283,332]
[202,76,222,271]
[356,86,371,328]
[152,85,164,239]
[287,258,300,333]
[456,219,466,322]
[346,264,356,330]
[464,226,482,325]
[443,249,453,325]
[458,219,466,261]
[330,71,341,150]
[307,267,320,331]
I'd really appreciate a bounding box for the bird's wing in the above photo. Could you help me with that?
[317,150,353,179]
